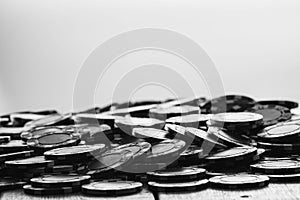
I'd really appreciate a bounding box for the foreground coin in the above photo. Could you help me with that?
[81,180,143,196]
[209,174,269,189]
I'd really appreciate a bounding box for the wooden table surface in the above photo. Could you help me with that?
[1,183,300,200]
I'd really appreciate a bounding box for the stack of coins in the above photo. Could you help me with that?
[24,174,91,195]
[146,167,208,192]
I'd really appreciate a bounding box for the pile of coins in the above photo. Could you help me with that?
[0,95,300,195]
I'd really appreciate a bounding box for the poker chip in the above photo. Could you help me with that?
[0,140,28,153]
[143,139,186,163]
[20,126,64,141]
[164,124,187,136]
[256,100,298,109]
[205,171,236,177]
[207,127,252,147]
[146,167,206,182]
[257,142,300,151]
[266,173,300,182]
[250,159,300,174]
[5,156,54,169]
[0,150,34,162]
[210,112,263,129]
[202,95,256,113]
[30,174,91,188]
[87,142,151,176]
[261,156,298,161]
[0,178,27,191]
[185,127,227,149]
[85,155,120,176]
[43,144,106,161]
[81,180,143,196]
[132,128,172,140]
[257,123,300,142]
[23,184,80,195]
[115,117,165,136]
[0,136,10,143]
[205,167,250,177]
[166,114,212,128]
[1,94,300,196]
[205,146,257,164]
[148,179,209,192]
[247,104,292,127]
[115,141,151,157]
[164,125,204,145]
[27,131,81,150]
[26,165,77,174]
[209,174,269,189]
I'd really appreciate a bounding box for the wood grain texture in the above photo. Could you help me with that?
[2,183,300,200]
[158,183,300,200]
[0,189,155,200]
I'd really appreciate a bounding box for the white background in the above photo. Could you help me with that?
[0,0,299,114]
